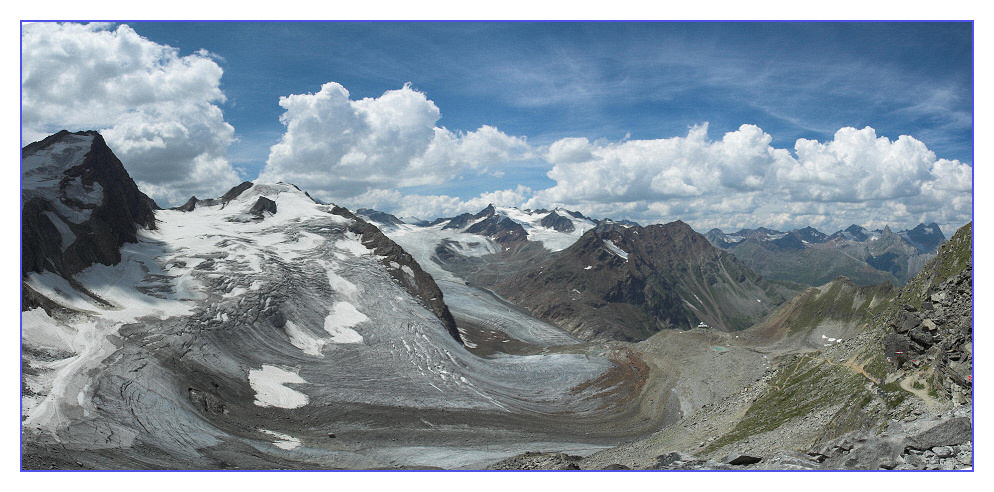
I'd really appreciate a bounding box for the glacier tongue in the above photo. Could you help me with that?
[22,182,635,469]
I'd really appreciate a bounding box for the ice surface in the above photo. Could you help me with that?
[327,268,359,297]
[22,181,625,465]
[284,320,326,357]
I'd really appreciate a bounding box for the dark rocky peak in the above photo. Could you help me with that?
[494,218,781,341]
[903,222,946,254]
[356,208,405,227]
[566,209,593,221]
[638,220,716,261]
[475,204,497,219]
[793,226,828,243]
[219,181,254,206]
[174,196,199,212]
[844,224,869,242]
[21,129,95,157]
[249,196,277,217]
[465,213,528,244]
[440,204,500,231]
[304,191,322,204]
[591,220,715,266]
[21,130,157,279]
[540,210,575,233]
[441,212,477,230]
[173,181,255,211]
[704,228,735,249]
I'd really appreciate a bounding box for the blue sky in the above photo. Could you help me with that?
[21,21,974,233]
[132,22,973,172]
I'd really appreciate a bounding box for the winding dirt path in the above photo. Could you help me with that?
[899,376,942,409]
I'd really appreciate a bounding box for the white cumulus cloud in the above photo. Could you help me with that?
[21,22,240,206]
[260,82,531,202]
[528,124,971,233]
[348,185,533,222]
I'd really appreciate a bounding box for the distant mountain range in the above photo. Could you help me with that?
[704,223,946,287]
[492,220,786,341]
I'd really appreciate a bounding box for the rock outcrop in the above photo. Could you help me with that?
[21,130,156,280]
[249,196,278,217]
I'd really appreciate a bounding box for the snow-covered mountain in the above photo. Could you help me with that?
[21,131,648,469]
[361,204,598,257]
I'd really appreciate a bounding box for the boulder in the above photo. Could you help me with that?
[725,453,762,466]
[906,417,972,450]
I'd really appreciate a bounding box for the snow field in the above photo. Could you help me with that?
[323,302,367,344]
[259,429,302,450]
[249,365,309,409]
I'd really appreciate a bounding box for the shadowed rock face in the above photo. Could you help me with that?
[331,206,462,344]
[903,222,946,254]
[434,204,529,245]
[21,130,156,279]
[541,211,576,233]
[464,215,528,244]
[249,196,278,217]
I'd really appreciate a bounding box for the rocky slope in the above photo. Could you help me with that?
[573,221,972,470]
[493,220,786,341]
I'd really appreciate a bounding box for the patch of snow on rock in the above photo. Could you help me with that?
[284,320,326,357]
[323,302,367,343]
[249,365,309,409]
[602,239,629,260]
[326,268,358,297]
[259,429,302,450]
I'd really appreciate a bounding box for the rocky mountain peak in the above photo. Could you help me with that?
[540,210,576,233]
[21,130,157,279]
